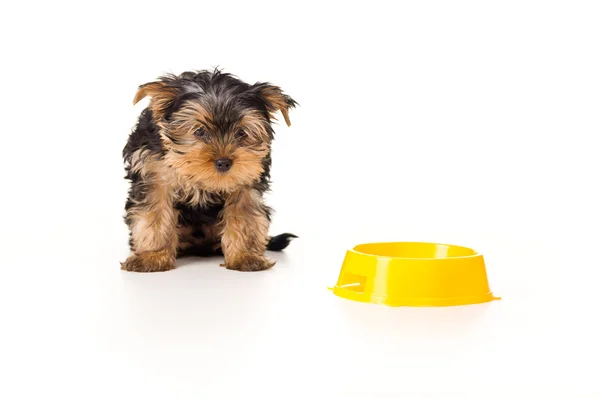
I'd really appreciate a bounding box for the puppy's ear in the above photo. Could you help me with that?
[133,80,179,119]
[256,84,297,127]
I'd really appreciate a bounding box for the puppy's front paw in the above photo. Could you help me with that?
[121,250,175,272]
[222,255,275,272]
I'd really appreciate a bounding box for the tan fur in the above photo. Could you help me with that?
[122,159,179,272]
[133,82,179,118]
[164,145,266,193]
[261,86,293,127]
[168,102,215,130]
[174,185,223,208]
[127,148,161,179]
[220,188,273,271]
[234,111,272,143]
[156,102,215,147]
[121,249,175,272]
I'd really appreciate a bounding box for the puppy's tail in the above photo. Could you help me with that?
[267,233,298,251]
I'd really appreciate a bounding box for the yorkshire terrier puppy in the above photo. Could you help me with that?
[121,69,297,272]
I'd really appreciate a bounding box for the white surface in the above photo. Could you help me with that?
[1,0,600,396]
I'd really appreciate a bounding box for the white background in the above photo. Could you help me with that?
[1,1,599,396]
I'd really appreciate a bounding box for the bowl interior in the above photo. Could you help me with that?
[352,242,477,259]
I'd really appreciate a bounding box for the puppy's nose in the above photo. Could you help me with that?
[215,158,233,173]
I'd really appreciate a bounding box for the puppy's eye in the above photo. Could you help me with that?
[195,128,209,141]
[235,130,247,140]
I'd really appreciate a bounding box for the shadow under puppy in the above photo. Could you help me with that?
[121,69,297,272]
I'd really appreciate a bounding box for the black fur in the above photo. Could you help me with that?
[123,108,164,164]
[266,233,298,251]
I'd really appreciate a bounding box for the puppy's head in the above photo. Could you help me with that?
[134,69,296,192]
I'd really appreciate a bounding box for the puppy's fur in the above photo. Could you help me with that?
[121,69,297,272]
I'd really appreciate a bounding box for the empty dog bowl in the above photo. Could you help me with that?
[329,242,500,307]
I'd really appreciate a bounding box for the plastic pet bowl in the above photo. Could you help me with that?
[329,242,500,307]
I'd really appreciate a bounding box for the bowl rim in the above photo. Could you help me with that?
[349,241,481,260]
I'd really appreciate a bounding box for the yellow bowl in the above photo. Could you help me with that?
[329,242,500,307]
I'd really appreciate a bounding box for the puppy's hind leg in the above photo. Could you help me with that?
[176,223,223,258]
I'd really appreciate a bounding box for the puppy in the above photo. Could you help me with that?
[121,69,297,272]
